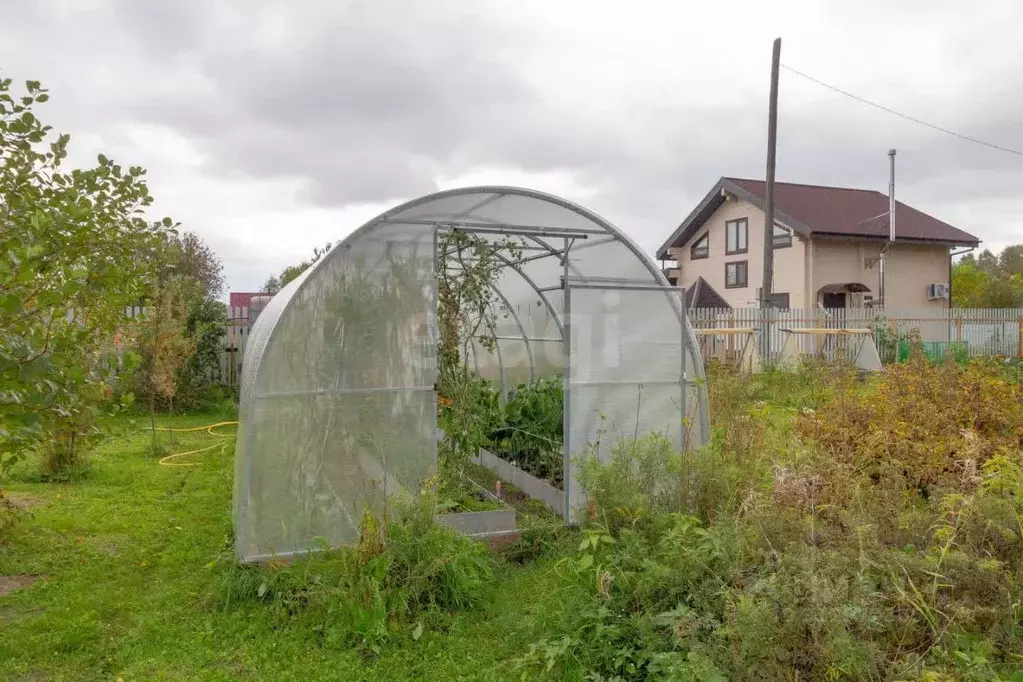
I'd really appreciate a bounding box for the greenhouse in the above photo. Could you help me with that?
[233,186,709,562]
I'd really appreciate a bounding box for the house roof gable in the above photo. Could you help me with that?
[685,276,730,309]
[656,177,980,259]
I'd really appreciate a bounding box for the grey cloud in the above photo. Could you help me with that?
[124,0,540,204]
[3,0,1023,273]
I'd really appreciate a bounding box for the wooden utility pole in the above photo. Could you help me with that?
[761,38,781,309]
[761,38,781,359]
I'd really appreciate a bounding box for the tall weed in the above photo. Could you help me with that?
[216,490,495,655]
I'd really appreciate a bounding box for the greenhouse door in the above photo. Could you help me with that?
[563,280,688,523]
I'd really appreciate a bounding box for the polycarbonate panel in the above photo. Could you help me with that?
[496,338,531,386]
[467,193,606,233]
[565,286,690,520]
[235,222,436,562]
[238,390,436,560]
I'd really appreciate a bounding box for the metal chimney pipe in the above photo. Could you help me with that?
[888,149,896,242]
[878,149,896,308]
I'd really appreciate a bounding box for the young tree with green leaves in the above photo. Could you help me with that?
[0,76,175,476]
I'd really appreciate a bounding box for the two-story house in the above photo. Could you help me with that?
[657,177,980,309]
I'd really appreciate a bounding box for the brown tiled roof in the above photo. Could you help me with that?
[656,177,979,259]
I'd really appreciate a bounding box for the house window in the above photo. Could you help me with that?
[726,218,748,254]
[725,260,748,288]
[772,224,792,249]
[690,233,709,260]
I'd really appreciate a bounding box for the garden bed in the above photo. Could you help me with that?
[477,447,564,517]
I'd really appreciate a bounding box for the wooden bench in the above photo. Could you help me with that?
[778,327,882,372]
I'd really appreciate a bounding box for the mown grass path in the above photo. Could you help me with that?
[0,413,551,681]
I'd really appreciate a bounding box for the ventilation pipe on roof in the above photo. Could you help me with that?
[878,149,896,308]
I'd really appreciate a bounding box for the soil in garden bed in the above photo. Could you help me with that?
[465,463,560,521]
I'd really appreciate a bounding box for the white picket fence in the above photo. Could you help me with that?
[689,307,1023,363]
[124,305,252,385]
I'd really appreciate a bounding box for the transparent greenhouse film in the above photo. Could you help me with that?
[565,286,690,520]
[234,224,436,562]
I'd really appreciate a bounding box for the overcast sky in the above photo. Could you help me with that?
[2,0,1021,296]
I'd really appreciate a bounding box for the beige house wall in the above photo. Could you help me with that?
[667,196,807,308]
[811,238,951,308]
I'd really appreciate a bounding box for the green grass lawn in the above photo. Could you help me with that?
[0,413,559,681]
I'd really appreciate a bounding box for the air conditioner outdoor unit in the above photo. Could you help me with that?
[926,283,949,300]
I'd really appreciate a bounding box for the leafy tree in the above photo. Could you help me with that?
[263,242,333,294]
[173,231,225,302]
[999,244,1023,277]
[952,245,1023,308]
[951,261,990,307]
[134,274,194,451]
[0,76,172,475]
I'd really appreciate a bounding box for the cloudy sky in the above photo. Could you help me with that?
[2,0,1021,296]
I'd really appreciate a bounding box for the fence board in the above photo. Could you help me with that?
[689,307,1023,364]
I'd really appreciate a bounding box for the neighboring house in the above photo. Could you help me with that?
[657,177,980,309]
[229,292,263,317]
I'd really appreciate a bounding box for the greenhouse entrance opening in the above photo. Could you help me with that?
[234,187,709,562]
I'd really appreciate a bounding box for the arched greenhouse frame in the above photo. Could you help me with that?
[234,186,709,562]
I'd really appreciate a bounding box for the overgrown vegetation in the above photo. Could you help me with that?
[514,359,1023,680]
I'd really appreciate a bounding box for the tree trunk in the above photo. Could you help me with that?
[150,391,157,451]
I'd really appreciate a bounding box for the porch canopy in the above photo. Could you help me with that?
[234,187,709,562]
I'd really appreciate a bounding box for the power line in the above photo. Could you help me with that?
[781,64,1023,157]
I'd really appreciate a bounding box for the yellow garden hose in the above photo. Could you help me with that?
[155,421,238,467]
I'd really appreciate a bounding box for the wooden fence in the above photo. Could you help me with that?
[124,305,252,386]
[688,307,1023,363]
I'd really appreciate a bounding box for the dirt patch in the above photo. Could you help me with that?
[5,493,43,510]
[0,574,41,597]
[94,540,119,557]
[11,673,50,682]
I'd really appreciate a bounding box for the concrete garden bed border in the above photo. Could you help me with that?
[477,448,564,517]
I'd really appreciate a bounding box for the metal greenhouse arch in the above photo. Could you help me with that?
[234,186,709,562]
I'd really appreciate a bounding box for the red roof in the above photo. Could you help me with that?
[229,292,263,310]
